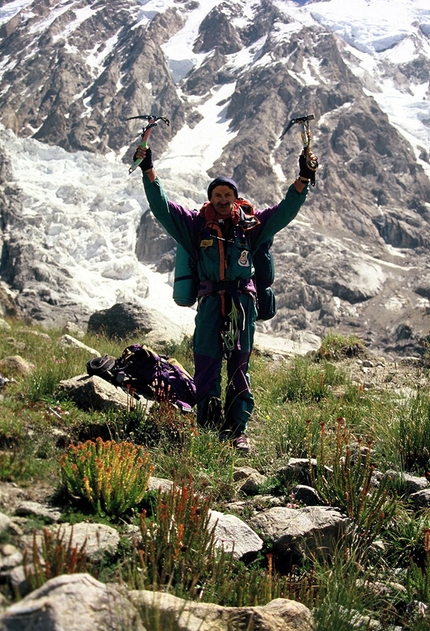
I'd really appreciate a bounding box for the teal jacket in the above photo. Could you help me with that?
[143,174,308,286]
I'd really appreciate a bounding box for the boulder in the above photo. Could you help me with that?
[0,356,35,377]
[57,334,100,357]
[14,501,62,523]
[0,573,144,631]
[56,373,151,412]
[0,513,12,536]
[87,301,186,344]
[131,589,314,631]
[40,522,120,561]
[250,506,353,571]
[209,510,263,560]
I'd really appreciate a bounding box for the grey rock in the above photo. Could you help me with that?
[14,501,62,523]
[0,573,145,631]
[64,322,86,339]
[0,319,11,333]
[250,506,353,571]
[410,489,430,510]
[7,565,26,597]
[131,589,314,631]
[385,470,429,494]
[58,334,99,357]
[291,484,326,507]
[87,301,186,344]
[21,522,120,562]
[0,545,22,571]
[209,510,263,560]
[147,477,174,493]
[233,466,268,495]
[136,210,175,265]
[56,373,152,412]
[0,283,18,320]
[0,513,11,536]
[0,356,35,378]
[233,466,261,481]
[238,472,268,496]
[277,458,318,486]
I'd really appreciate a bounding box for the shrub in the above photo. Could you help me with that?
[59,437,153,517]
[314,332,367,361]
[282,356,345,402]
[136,480,220,597]
[308,417,397,546]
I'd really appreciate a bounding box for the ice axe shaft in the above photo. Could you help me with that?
[126,114,170,174]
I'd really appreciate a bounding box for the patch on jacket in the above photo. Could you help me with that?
[200,239,214,249]
[238,250,250,267]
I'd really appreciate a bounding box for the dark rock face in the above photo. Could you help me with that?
[0,0,429,356]
[87,302,158,339]
[87,302,185,343]
[136,211,176,265]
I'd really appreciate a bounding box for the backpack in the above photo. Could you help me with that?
[86,345,196,412]
[252,238,276,321]
[173,209,277,321]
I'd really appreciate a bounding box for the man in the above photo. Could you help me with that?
[134,144,318,451]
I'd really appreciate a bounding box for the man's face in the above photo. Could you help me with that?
[210,185,236,217]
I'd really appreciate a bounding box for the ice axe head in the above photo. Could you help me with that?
[280,113,317,186]
[126,114,170,174]
[280,114,314,139]
[126,114,170,139]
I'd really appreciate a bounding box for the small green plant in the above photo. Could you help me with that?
[406,528,430,606]
[395,393,430,474]
[312,543,390,631]
[136,480,222,597]
[282,356,345,402]
[381,510,430,600]
[308,417,397,546]
[23,526,89,591]
[131,481,303,607]
[59,437,153,517]
[314,332,366,361]
[0,448,43,482]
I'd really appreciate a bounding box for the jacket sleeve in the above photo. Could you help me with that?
[252,183,308,251]
[142,173,198,257]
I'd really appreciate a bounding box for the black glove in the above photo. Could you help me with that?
[299,150,318,185]
[133,146,153,172]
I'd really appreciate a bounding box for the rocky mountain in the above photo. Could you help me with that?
[0,0,430,357]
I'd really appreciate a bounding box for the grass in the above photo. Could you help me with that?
[1,318,430,629]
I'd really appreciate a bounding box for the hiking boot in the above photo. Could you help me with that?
[233,434,251,452]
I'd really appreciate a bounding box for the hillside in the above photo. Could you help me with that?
[0,319,430,629]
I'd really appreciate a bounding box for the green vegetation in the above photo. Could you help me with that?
[1,319,430,629]
[59,438,154,517]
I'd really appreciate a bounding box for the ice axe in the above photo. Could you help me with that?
[126,114,170,174]
[280,114,317,185]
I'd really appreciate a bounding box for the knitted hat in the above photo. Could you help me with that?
[207,176,238,200]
